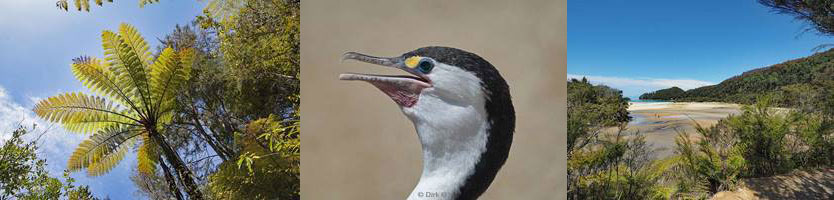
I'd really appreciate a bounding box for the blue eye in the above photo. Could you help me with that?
[418,60,434,73]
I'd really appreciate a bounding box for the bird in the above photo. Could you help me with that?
[339,46,515,200]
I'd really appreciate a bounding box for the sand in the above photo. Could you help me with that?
[623,102,834,199]
[619,102,741,158]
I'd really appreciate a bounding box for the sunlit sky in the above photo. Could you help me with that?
[568,0,831,98]
[0,0,204,199]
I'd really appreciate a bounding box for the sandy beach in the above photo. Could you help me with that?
[617,102,742,157]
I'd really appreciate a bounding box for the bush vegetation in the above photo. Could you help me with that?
[0,126,101,200]
[673,95,834,193]
[568,78,677,199]
[570,78,834,199]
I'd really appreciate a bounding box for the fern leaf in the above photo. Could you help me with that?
[149,47,192,116]
[136,131,158,175]
[33,92,137,134]
[87,138,131,176]
[101,28,152,115]
[118,23,153,68]
[66,125,140,176]
[71,56,141,110]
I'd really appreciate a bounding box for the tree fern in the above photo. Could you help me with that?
[136,132,158,175]
[33,92,136,134]
[33,23,203,199]
[67,125,139,176]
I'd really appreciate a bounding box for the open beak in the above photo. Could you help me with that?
[339,52,432,107]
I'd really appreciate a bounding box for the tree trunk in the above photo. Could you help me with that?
[190,112,231,161]
[159,157,185,200]
[149,128,204,200]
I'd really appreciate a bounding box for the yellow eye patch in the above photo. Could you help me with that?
[404,56,422,69]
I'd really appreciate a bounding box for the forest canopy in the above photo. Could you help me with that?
[639,86,684,100]
[639,48,834,111]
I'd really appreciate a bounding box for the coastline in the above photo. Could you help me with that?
[615,101,741,158]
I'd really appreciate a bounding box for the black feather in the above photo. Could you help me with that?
[403,46,516,200]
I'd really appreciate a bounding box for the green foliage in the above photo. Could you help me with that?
[672,123,746,198]
[207,0,300,119]
[668,49,834,107]
[568,130,676,200]
[639,86,685,100]
[33,23,205,199]
[725,97,796,176]
[567,78,631,156]
[567,78,675,199]
[34,23,192,177]
[207,114,299,200]
[0,126,101,200]
[671,96,834,197]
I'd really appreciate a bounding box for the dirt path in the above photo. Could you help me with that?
[712,168,834,199]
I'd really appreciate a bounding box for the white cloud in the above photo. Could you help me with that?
[0,84,85,178]
[567,74,715,98]
[0,84,138,199]
[567,74,714,90]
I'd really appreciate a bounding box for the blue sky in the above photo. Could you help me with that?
[0,0,203,199]
[569,0,831,98]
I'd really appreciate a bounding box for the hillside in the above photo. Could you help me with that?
[640,48,834,106]
[639,86,684,100]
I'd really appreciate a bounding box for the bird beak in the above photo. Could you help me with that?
[340,52,431,107]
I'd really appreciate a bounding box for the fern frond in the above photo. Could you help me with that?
[118,23,153,68]
[87,137,132,176]
[71,56,141,110]
[101,27,153,115]
[67,125,140,176]
[33,92,138,133]
[136,131,158,175]
[150,47,193,116]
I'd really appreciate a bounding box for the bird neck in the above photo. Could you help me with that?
[405,106,489,200]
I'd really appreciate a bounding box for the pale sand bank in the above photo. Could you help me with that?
[614,102,742,158]
[622,102,833,199]
[628,102,741,111]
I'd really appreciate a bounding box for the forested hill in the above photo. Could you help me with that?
[640,48,834,105]
[639,86,684,100]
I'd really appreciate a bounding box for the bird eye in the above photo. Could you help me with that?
[418,60,434,73]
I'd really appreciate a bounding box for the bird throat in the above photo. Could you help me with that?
[368,80,424,107]
[405,101,490,200]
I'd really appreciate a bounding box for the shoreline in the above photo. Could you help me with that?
[615,101,742,158]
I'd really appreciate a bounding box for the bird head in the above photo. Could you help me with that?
[340,46,514,199]
[340,47,491,122]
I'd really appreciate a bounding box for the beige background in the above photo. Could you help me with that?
[300,0,566,199]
